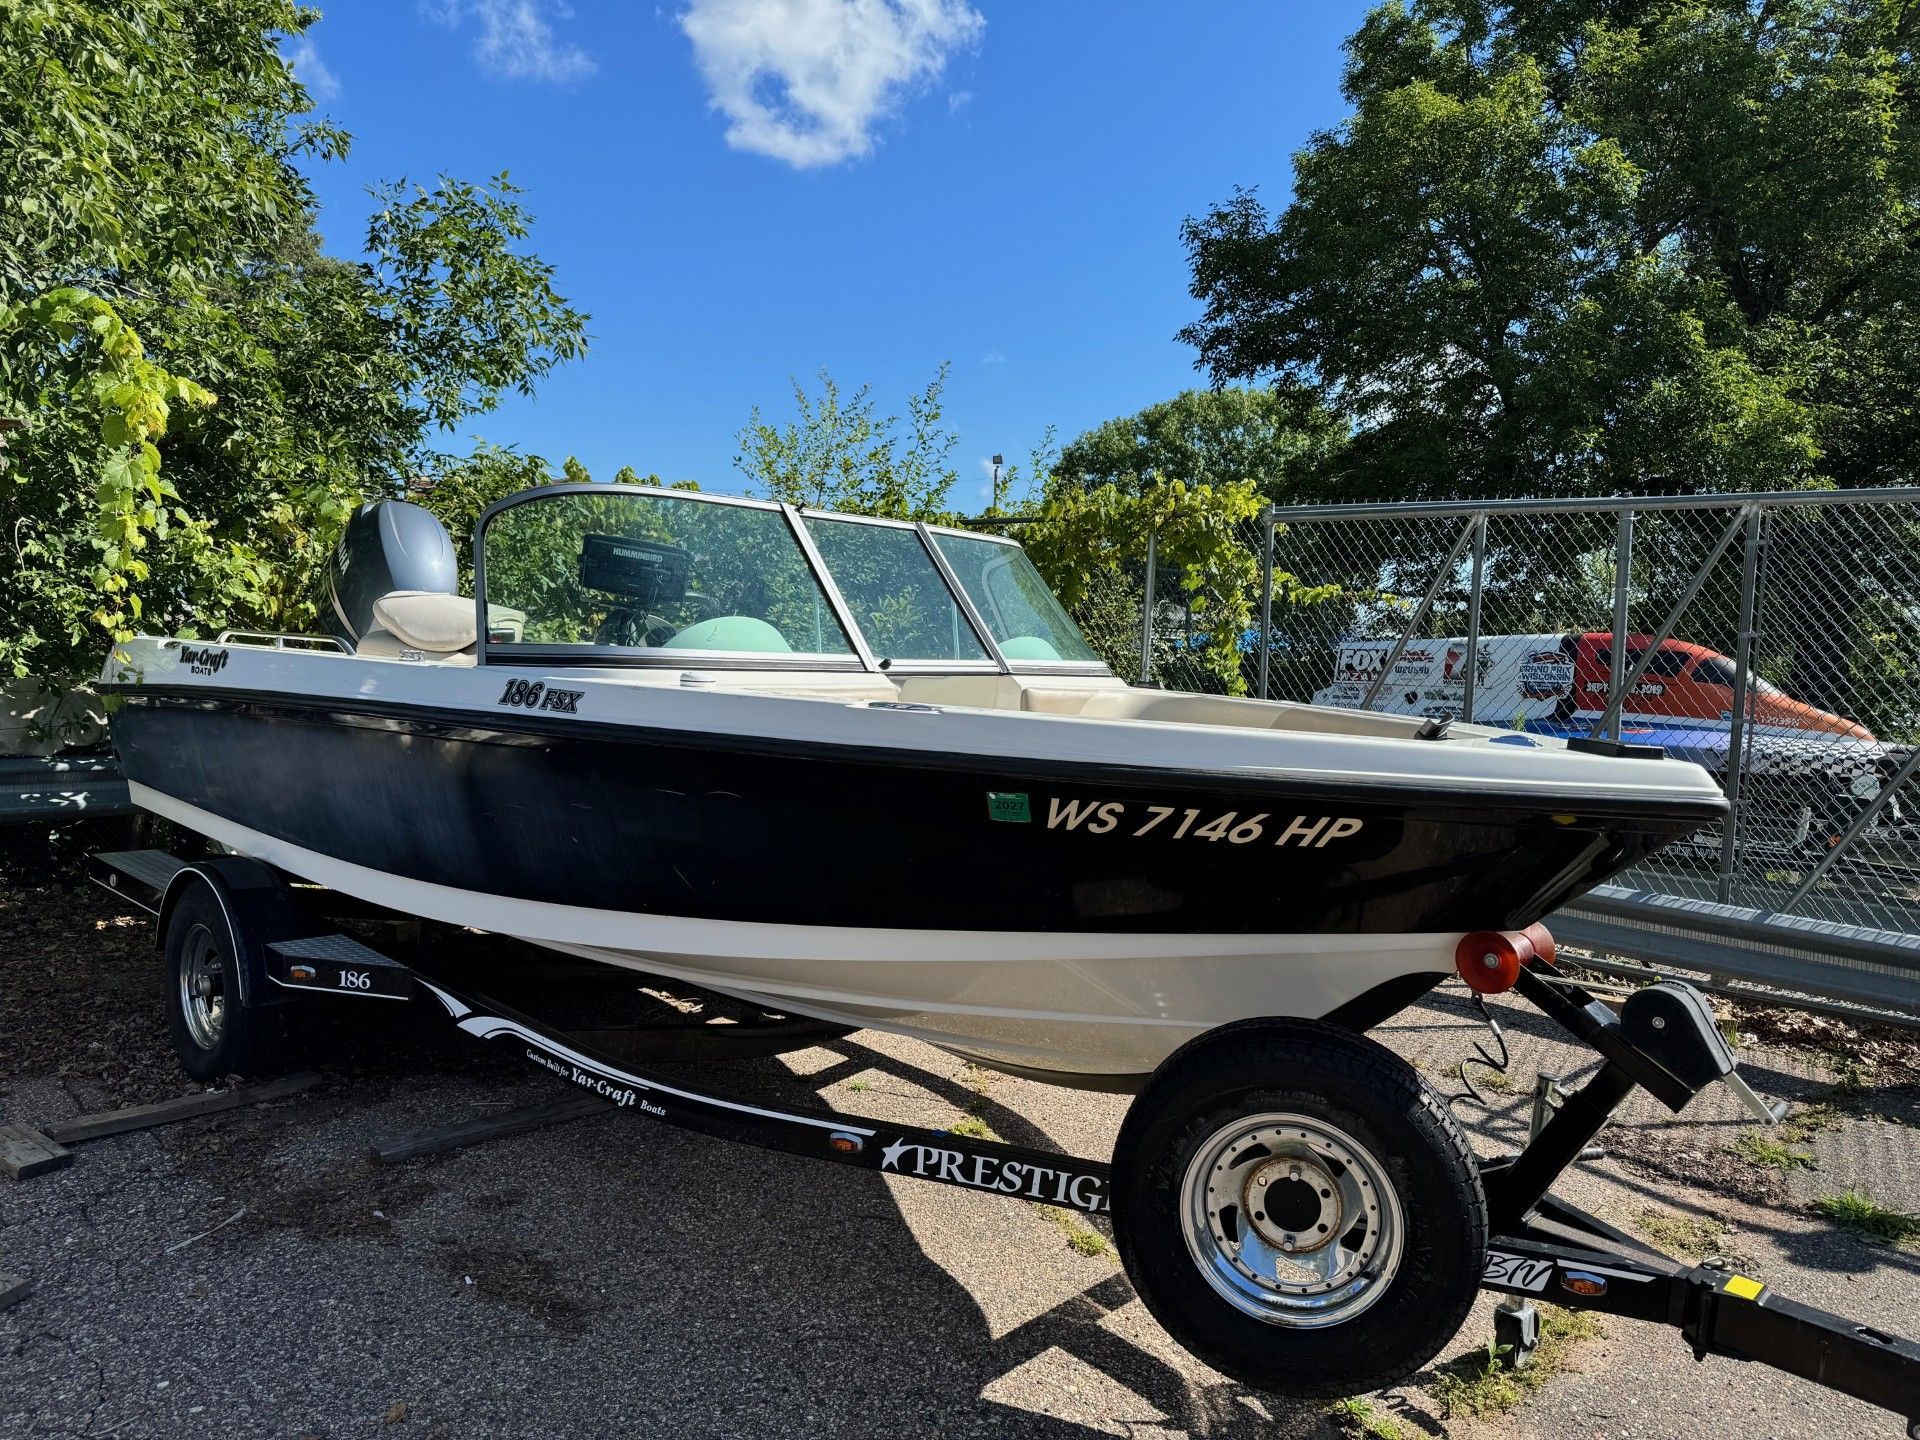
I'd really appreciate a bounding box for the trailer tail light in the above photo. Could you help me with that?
[1455,923,1555,994]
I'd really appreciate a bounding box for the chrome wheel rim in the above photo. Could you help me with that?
[178,923,227,1052]
[1180,1111,1404,1328]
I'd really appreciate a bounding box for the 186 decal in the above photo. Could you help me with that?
[497,678,584,714]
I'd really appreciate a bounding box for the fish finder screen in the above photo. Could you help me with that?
[579,534,692,607]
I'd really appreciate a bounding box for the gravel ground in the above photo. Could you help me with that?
[2,878,1917,1440]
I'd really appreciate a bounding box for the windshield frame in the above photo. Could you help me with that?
[473,483,876,670]
[471,482,1112,677]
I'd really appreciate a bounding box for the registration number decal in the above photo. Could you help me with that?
[1043,797,1363,848]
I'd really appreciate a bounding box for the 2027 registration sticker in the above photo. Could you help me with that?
[1044,797,1363,849]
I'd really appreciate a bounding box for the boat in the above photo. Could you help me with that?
[99,482,1727,1088]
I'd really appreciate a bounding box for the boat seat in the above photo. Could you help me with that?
[662,616,792,652]
[358,591,526,663]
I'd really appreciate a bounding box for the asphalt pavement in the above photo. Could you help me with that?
[2,884,1916,1439]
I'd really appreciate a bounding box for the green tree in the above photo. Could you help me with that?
[0,1,589,683]
[0,290,241,674]
[734,364,961,519]
[1179,0,1920,502]
[412,444,559,587]
[1017,477,1335,693]
[1051,386,1346,504]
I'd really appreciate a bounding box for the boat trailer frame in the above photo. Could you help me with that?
[91,848,1920,1433]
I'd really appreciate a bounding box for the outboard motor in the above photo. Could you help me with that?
[326,500,459,647]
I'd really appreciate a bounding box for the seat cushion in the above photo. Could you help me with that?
[661,616,792,653]
[371,591,478,653]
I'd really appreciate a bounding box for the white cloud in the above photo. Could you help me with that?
[948,88,973,114]
[431,1,596,84]
[283,34,341,102]
[679,0,984,168]
[979,349,1004,365]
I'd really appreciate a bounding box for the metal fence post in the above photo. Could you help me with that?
[1257,510,1276,700]
[1591,506,1748,740]
[1360,517,1480,710]
[1137,525,1158,686]
[1608,510,1635,741]
[1463,512,1487,724]
[1717,507,1764,903]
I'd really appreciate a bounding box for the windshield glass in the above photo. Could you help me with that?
[481,491,857,658]
[932,533,1102,664]
[802,518,990,664]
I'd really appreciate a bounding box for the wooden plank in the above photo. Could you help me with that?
[0,1126,71,1181]
[41,1071,320,1145]
[0,1274,31,1311]
[370,1094,611,1165]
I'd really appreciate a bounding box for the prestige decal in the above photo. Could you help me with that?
[177,645,230,677]
[497,678,585,714]
[1044,798,1364,849]
[879,1137,1108,1212]
[1483,1250,1555,1293]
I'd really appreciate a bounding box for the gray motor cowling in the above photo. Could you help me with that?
[327,500,459,645]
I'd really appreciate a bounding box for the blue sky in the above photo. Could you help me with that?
[289,2,1370,510]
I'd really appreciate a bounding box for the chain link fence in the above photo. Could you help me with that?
[1261,490,1920,937]
[1025,487,1920,949]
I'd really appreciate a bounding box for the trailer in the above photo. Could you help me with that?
[88,847,1920,1432]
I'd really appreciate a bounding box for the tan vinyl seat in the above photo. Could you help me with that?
[357,591,525,664]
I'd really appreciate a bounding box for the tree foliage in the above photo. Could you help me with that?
[412,449,672,590]
[1180,0,1920,501]
[0,0,588,684]
[1018,477,1315,693]
[1051,386,1347,504]
[0,290,242,674]
[733,364,962,519]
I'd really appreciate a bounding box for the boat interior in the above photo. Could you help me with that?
[261,485,1471,745]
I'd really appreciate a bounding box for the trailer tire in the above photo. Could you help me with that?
[162,879,284,1081]
[1110,1017,1485,1398]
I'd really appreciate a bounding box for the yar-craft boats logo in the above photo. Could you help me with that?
[879,1136,1107,1213]
[177,645,230,677]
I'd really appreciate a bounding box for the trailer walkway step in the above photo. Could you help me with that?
[89,848,190,911]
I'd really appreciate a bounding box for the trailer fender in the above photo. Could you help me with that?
[156,856,310,1009]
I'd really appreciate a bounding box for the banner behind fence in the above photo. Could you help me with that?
[1050,488,1920,974]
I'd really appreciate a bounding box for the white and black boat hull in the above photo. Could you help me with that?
[106,656,1723,1083]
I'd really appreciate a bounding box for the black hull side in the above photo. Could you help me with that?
[109,691,1714,936]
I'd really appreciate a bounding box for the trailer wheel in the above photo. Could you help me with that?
[1110,1017,1485,1397]
[163,879,284,1081]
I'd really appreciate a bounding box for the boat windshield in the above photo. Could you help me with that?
[803,517,992,665]
[929,532,1102,664]
[477,486,1107,672]
[480,490,858,660]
